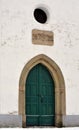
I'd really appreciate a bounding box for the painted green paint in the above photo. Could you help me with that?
[25,63,55,126]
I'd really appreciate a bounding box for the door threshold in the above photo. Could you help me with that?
[26,126,55,128]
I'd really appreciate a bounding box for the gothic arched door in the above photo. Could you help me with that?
[25,63,55,126]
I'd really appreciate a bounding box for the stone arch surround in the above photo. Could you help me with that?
[19,54,66,127]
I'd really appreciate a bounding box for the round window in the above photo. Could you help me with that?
[34,8,47,24]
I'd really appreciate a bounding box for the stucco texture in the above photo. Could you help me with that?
[0,0,79,116]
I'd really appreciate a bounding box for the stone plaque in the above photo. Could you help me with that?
[32,29,54,46]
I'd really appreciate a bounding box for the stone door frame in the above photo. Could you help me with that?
[19,54,66,127]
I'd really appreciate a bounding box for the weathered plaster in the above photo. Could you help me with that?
[0,0,79,117]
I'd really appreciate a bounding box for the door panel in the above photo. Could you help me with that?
[25,63,55,126]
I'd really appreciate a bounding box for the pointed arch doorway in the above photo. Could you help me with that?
[19,54,66,127]
[26,63,55,126]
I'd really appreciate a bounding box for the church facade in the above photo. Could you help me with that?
[0,0,79,127]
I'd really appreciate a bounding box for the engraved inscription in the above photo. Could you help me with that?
[32,29,54,46]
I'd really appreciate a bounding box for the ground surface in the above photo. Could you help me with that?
[2,128,79,130]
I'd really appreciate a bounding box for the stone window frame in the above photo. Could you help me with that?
[19,54,66,127]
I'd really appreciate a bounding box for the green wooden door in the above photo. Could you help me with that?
[25,63,55,126]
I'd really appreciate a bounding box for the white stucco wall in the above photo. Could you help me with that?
[0,0,79,115]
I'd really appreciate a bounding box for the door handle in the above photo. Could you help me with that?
[37,94,44,103]
[41,96,43,103]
